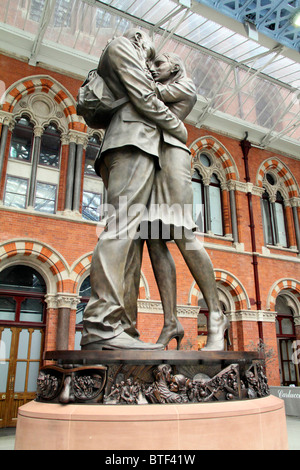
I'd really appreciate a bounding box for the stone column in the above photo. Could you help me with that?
[45,294,80,350]
[27,126,43,208]
[64,132,77,212]
[0,112,14,197]
[220,183,231,237]
[203,177,211,233]
[228,181,239,243]
[64,131,88,215]
[291,198,300,253]
[56,295,81,350]
[284,200,296,249]
[72,134,88,214]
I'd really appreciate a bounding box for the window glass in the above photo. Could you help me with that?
[27,362,40,392]
[76,302,86,325]
[76,276,91,325]
[209,175,223,236]
[0,363,9,393]
[29,0,45,22]
[17,330,29,359]
[275,198,287,247]
[281,318,294,335]
[34,182,57,214]
[84,136,101,177]
[82,191,101,221]
[0,297,16,321]
[30,330,42,360]
[0,266,46,293]
[80,276,91,297]
[14,362,27,392]
[39,124,61,168]
[200,153,211,167]
[9,117,34,162]
[20,298,44,323]
[262,192,274,245]
[4,176,28,209]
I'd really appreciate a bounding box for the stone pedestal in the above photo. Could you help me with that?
[15,395,288,450]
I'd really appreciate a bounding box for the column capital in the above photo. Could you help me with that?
[68,130,88,146]
[45,293,81,310]
[0,110,14,127]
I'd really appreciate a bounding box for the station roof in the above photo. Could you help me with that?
[0,0,299,157]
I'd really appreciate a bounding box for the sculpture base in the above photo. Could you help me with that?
[38,350,269,404]
[15,396,288,450]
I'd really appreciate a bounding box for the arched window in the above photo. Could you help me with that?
[192,158,223,236]
[39,123,61,168]
[0,265,46,426]
[4,116,61,214]
[275,295,298,386]
[9,117,34,162]
[209,174,223,236]
[261,172,288,247]
[0,265,46,323]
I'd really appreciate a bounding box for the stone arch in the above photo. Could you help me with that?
[70,253,150,299]
[257,158,299,199]
[189,136,239,182]
[70,253,93,294]
[1,75,86,132]
[188,269,250,311]
[0,239,69,294]
[267,278,300,312]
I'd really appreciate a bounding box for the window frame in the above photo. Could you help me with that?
[9,116,34,164]
[33,180,58,215]
[262,188,289,248]
[3,174,29,210]
[38,123,62,170]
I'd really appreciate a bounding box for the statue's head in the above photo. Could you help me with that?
[150,52,186,83]
[123,28,155,61]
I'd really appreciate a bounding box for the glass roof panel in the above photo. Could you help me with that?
[0,0,299,145]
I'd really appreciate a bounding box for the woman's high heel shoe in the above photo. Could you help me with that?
[156,319,184,350]
[201,314,230,351]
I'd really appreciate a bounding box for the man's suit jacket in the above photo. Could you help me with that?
[95,36,188,174]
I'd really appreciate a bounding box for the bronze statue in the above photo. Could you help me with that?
[80,29,186,350]
[79,29,228,351]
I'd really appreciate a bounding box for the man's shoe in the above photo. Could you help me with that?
[81,331,164,350]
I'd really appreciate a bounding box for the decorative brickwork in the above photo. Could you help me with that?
[257,158,299,198]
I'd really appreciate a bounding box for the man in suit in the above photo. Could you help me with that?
[80,29,187,350]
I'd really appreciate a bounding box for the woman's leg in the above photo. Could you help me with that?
[147,238,184,347]
[174,232,228,350]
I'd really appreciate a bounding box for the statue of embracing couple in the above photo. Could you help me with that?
[78,28,229,352]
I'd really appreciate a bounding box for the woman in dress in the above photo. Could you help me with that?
[140,52,229,351]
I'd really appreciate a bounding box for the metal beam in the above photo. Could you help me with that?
[28,0,56,66]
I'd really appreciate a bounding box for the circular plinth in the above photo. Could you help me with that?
[15,395,288,450]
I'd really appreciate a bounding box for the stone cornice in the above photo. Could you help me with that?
[229,180,265,197]
[137,300,199,318]
[228,310,277,322]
